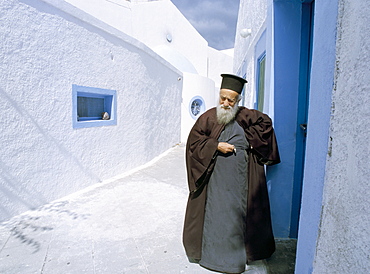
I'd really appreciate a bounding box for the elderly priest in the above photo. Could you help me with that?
[183,73,280,274]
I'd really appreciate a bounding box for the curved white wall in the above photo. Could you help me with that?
[64,0,132,33]
[131,1,209,77]
[181,73,217,142]
[153,45,198,74]
[0,0,182,221]
[65,0,210,78]
[208,47,234,88]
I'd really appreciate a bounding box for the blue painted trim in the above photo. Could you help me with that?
[290,1,314,238]
[295,0,339,272]
[72,84,117,129]
[188,96,206,120]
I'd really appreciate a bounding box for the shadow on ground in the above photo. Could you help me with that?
[266,238,297,274]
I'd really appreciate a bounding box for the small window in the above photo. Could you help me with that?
[72,85,117,129]
[189,96,205,120]
[255,53,266,111]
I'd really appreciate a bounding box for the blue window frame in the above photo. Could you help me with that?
[189,96,205,120]
[72,84,117,129]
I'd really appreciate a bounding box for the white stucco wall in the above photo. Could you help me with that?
[207,47,233,88]
[233,0,268,109]
[131,1,209,77]
[0,0,182,221]
[312,0,370,272]
[180,73,217,142]
[64,0,132,33]
[234,0,267,70]
[61,0,232,145]
[64,0,209,77]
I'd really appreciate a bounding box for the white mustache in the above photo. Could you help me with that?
[221,105,231,109]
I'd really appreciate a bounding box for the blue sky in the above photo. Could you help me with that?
[170,0,240,50]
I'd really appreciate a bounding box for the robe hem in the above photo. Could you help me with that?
[246,249,275,262]
[187,256,200,264]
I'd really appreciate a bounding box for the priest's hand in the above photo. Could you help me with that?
[217,142,235,154]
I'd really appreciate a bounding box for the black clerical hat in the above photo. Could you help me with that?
[220,74,248,94]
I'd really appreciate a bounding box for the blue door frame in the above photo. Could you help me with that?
[267,0,315,238]
[290,0,315,238]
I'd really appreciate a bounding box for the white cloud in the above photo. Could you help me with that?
[171,0,240,50]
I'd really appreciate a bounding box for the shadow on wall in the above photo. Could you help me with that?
[0,158,46,219]
[0,88,101,221]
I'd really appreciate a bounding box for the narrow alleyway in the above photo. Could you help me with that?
[0,145,296,274]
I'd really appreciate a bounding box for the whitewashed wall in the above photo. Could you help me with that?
[233,0,268,110]
[180,73,217,142]
[131,1,209,77]
[234,0,267,68]
[62,0,233,144]
[65,0,209,77]
[64,0,132,33]
[207,48,234,88]
[179,48,233,142]
[312,0,370,272]
[0,0,182,221]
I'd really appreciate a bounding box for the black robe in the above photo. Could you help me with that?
[182,107,280,263]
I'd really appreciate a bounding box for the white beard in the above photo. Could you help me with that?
[216,103,239,125]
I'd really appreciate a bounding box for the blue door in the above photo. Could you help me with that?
[290,0,315,238]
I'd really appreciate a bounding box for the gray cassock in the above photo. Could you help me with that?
[199,120,249,274]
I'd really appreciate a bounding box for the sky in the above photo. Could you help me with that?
[170,0,240,50]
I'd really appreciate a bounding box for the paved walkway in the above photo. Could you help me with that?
[0,145,296,274]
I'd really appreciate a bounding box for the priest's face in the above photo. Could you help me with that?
[217,89,240,124]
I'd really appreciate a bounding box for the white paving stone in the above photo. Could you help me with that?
[0,145,213,273]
